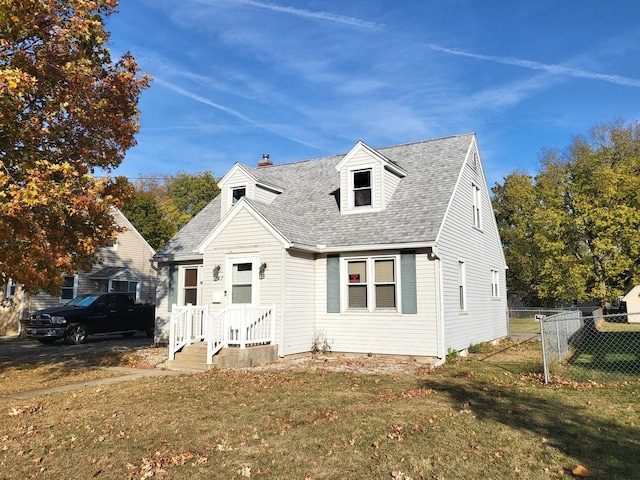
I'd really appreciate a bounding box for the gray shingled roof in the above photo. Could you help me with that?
[154,133,474,261]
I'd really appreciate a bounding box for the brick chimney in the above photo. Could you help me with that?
[258,153,272,168]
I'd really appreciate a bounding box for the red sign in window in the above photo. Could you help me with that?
[349,274,360,283]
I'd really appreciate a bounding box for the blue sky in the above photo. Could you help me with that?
[106,0,640,188]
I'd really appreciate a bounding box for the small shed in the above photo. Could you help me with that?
[622,286,640,324]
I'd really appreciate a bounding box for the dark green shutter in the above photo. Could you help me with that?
[401,252,417,314]
[327,255,340,313]
[168,264,178,312]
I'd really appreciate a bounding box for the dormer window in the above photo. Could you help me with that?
[353,169,372,207]
[232,187,246,205]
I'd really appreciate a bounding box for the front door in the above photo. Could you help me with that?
[228,259,256,305]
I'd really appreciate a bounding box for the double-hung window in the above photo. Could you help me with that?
[347,257,397,311]
[491,269,500,299]
[472,184,482,229]
[353,169,372,207]
[458,261,466,311]
[60,275,78,302]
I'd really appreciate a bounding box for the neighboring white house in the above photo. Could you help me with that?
[0,208,157,336]
[153,133,508,363]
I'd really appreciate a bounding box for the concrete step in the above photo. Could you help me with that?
[167,343,278,371]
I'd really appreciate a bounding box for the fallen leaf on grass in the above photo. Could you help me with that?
[572,465,590,477]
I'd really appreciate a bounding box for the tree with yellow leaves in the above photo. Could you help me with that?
[0,0,149,294]
[493,120,640,307]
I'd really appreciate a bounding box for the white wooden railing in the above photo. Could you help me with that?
[169,304,209,360]
[169,304,276,364]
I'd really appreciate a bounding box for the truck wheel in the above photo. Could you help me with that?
[64,324,88,345]
[37,338,57,345]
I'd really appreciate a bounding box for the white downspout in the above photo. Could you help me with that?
[432,247,446,368]
[279,248,286,357]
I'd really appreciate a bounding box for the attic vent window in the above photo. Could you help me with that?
[232,187,246,205]
[353,169,372,207]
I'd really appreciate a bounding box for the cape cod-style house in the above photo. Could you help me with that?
[153,133,508,367]
[0,208,157,337]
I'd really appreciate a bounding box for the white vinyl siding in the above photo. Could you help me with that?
[200,208,285,352]
[220,168,256,214]
[282,250,316,356]
[338,151,383,214]
[436,139,508,352]
[315,250,439,357]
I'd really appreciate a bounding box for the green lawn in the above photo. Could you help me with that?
[509,316,541,334]
[1,341,639,479]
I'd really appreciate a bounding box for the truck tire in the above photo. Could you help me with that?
[64,323,88,345]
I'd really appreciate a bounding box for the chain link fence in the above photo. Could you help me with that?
[539,310,640,383]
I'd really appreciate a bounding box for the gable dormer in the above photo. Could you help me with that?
[335,141,406,215]
[217,162,284,215]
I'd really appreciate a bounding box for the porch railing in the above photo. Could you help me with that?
[169,304,276,364]
[168,304,209,360]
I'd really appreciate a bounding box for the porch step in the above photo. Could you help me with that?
[167,342,278,371]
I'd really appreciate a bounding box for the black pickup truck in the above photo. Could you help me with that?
[27,292,155,345]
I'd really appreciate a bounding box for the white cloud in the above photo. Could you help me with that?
[430,44,640,88]
[155,77,322,150]
[203,0,384,30]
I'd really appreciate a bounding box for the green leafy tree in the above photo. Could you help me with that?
[124,171,220,250]
[0,0,149,294]
[121,189,174,251]
[493,120,640,307]
[169,171,220,224]
[491,172,543,305]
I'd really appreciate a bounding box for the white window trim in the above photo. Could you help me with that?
[5,278,16,299]
[344,164,383,214]
[472,183,482,230]
[458,260,467,312]
[60,274,78,303]
[228,184,247,209]
[178,265,202,306]
[225,255,259,306]
[342,255,400,313]
[104,238,118,251]
[491,269,500,299]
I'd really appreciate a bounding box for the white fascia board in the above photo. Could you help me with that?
[335,140,406,177]
[434,136,472,245]
[111,207,156,255]
[195,198,291,253]
[217,163,255,188]
[290,241,435,254]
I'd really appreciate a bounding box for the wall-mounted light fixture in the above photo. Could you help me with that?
[213,265,221,281]
[259,262,267,279]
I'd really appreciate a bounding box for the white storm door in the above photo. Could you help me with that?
[227,257,258,305]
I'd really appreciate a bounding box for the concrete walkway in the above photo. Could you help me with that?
[0,367,181,403]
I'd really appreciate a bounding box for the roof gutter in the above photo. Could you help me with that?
[289,241,436,254]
